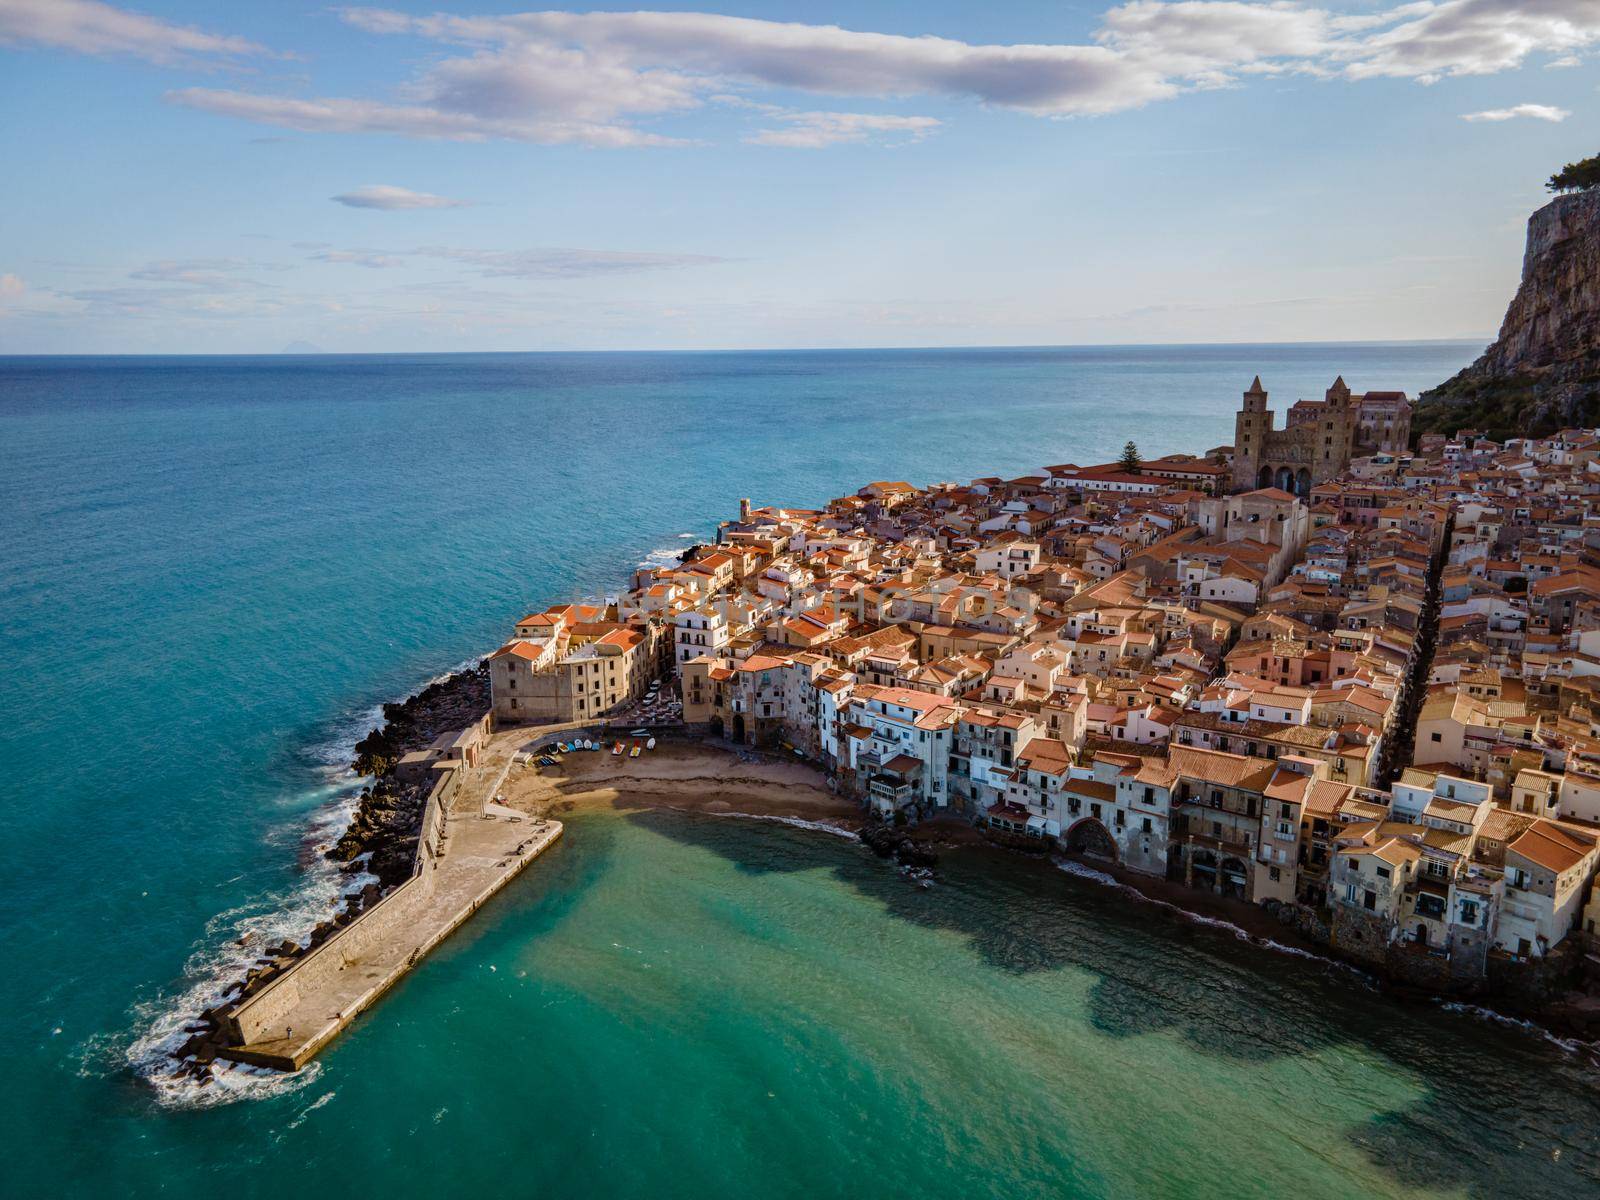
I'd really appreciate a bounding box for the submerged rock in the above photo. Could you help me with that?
[861,822,940,869]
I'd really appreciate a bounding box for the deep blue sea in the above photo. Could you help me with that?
[8,344,1598,1199]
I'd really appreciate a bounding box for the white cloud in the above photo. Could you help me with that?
[745,112,941,148]
[127,258,279,290]
[332,185,470,210]
[411,245,728,278]
[339,8,1177,118]
[1461,102,1571,121]
[297,244,728,278]
[34,2,1599,148]
[0,0,263,63]
[165,88,685,147]
[310,249,406,268]
[0,271,24,317]
[1336,0,1599,82]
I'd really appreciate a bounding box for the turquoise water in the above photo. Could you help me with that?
[7,343,1596,1198]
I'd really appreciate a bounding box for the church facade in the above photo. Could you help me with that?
[1230,376,1412,495]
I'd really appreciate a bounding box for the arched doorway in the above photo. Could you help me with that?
[1220,856,1250,899]
[1295,468,1310,496]
[732,714,745,743]
[1274,465,1294,493]
[1063,817,1117,861]
[1257,465,1272,489]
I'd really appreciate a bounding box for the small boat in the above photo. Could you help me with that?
[646,737,657,750]
[630,728,649,737]
[612,742,624,755]
[630,743,641,758]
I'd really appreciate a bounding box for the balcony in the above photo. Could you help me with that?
[868,779,916,808]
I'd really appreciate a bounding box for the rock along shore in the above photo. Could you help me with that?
[330,662,490,886]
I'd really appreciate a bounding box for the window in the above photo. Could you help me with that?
[1430,731,1442,743]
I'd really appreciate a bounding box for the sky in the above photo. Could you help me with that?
[0,0,1597,353]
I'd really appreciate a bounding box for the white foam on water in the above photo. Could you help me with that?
[1440,1001,1593,1056]
[638,541,694,569]
[121,843,376,1108]
[1052,858,1371,979]
[285,1089,337,1130]
[1054,863,1600,1053]
[689,809,861,840]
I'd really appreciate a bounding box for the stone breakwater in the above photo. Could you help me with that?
[161,664,492,1085]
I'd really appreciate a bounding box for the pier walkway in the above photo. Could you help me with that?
[217,736,561,1070]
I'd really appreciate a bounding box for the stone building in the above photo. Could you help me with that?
[488,619,658,724]
[1231,376,1411,495]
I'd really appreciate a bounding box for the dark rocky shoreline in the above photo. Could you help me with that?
[328,662,490,886]
[879,813,1600,1051]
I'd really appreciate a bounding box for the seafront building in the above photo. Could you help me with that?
[482,378,1600,989]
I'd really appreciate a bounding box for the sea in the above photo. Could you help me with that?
[4,343,1598,1199]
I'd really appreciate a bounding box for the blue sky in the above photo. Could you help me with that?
[1,0,1596,352]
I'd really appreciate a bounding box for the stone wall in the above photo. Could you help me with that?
[224,762,464,1045]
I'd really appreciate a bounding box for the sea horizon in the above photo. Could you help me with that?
[0,336,1490,360]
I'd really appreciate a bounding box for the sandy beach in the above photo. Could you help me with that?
[499,737,863,826]
[495,734,1325,950]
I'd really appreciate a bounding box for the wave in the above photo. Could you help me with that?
[687,809,861,840]
[1439,1001,1594,1056]
[1052,862,1597,1056]
[121,846,373,1108]
[300,656,481,774]
[637,538,696,569]
[1052,859,1373,981]
[121,659,479,1108]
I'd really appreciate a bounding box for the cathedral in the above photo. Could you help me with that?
[1230,376,1412,495]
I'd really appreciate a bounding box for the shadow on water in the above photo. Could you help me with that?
[624,807,1600,1200]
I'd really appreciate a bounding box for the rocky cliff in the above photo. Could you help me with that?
[1413,189,1600,441]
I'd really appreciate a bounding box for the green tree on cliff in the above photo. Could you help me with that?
[1118,440,1141,473]
[1548,153,1600,194]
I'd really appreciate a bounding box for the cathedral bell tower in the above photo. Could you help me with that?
[1232,376,1270,492]
[1319,375,1354,476]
